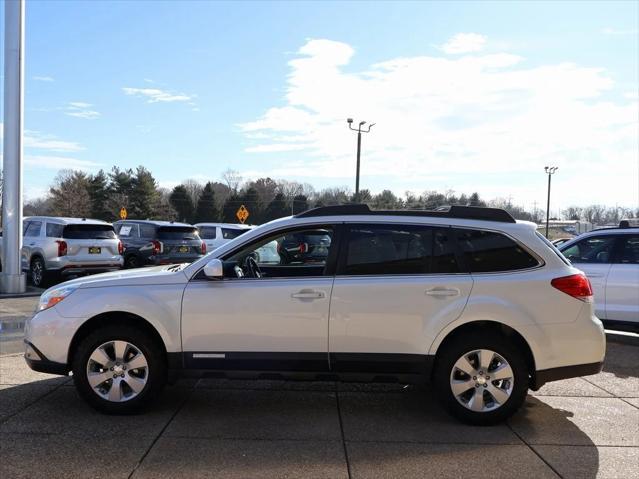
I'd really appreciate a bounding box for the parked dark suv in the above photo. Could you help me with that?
[113,220,205,268]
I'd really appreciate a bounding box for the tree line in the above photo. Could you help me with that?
[0,168,636,226]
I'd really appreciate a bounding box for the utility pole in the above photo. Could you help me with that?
[544,166,558,238]
[1,0,27,293]
[347,118,375,203]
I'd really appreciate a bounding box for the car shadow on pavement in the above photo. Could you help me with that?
[603,336,639,379]
[0,377,603,479]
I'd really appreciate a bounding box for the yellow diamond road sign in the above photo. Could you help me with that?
[119,207,127,220]
[236,205,249,224]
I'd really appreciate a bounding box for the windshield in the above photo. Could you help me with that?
[63,224,116,240]
[157,226,200,240]
[222,228,248,239]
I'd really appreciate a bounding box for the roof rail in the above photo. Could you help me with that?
[295,204,516,223]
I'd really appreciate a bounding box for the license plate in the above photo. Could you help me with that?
[178,246,189,253]
[88,247,101,254]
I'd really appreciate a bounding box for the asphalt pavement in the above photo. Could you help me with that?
[0,297,637,478]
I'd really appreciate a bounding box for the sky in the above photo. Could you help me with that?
[0,0,637,213]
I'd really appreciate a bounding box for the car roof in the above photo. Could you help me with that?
[25,216,112,226]
[194,223,252,229]
[114,219,194,227]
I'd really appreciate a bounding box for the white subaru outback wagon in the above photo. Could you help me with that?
[24,205,606,425]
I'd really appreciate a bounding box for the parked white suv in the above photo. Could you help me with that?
[559,222,638,332]
[24,205,605,424]
[1,217,123,287]
[194,223,252,251]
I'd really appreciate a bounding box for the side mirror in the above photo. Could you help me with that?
[203,258,224,279]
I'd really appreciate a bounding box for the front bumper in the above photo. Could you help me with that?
[24,341,69,376]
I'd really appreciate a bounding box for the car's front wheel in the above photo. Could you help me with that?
[434,332,528,425]
[72,324,166,414]
[30,257,47,287]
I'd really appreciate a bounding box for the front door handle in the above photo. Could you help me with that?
[291,289,326,300]
[425,288,460,297]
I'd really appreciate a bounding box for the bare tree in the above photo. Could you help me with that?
[222,169,243,193]
[49,170,91,217]
[182,179,204,205]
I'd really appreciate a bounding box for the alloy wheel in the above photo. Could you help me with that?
[86,340,149,402]
[449,349,514,412]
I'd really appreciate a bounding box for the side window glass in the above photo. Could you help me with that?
[24,221,42,238]
[456,229,538,272]
[23,221,30,235]
[343,224,440,275]
[46,223,64,238]
[198,226,217,240]
[139,224,155,238]
[225,227,333,278]
[562,236,616,264]
[615,235,639,264]
[119,224,140,238]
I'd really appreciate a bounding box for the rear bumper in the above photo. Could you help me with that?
[532,361,603,390]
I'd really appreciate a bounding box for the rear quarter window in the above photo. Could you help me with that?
[46,223,64,238]
[63,224,117,239]
[456,229,539,272]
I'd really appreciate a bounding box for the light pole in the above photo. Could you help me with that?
[1,0,26,293]
[544,166,558,238]
[347,118,375,203]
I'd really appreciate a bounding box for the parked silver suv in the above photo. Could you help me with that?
[19,217,123,287]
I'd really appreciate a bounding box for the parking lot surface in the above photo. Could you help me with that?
[0,298,637,478]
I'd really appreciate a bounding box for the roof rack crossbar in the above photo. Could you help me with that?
[295,204,516,223]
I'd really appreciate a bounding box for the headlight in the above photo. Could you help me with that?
[37,285,78,312]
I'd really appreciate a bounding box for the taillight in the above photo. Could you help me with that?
[151,240,163,255]
[551,274,593,302]
[56,240,67,257]
[118,240,124,255]
[201,242,207,254]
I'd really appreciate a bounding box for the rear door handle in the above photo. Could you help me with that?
[292,290,326,300]
[425,288,460,297]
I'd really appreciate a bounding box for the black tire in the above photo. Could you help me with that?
[72,324,166,414]
[434,332,529,425]
[124,254,140,269]
[30,256,47,288]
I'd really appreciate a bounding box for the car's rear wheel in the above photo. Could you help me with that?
[30,257,47,287]
[124,254,139,269]
[434,333,528,425]
[72,325,166,414]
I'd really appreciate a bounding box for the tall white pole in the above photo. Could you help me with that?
[1,0,27,293]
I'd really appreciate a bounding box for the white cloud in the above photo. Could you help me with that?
[64,102,100,120]
[439,33,487,54]
[240,37,639,207]
[33,75,54,82]
[25,155,100,171]
[123,87,193,103]
[602,27,638,36]
[22,130,85,152]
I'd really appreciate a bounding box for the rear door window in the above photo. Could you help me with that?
[342,224,460,275]
[63,224,117,239]
[455,229,538,272]
[157,226,200,240]
[24,221,42,237]
[614,235,639,264]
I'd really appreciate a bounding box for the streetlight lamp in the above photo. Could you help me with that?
[347,118,375,203]
[544,166,558,238]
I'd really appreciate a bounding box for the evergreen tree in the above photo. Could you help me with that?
[222,193,242,223]
[130,166,159,219]
[263,193,289,222]
[107,167,134,216]
[239,187,261,223]
[194,182,219,222]
[49,170,92,217]
[87,170,112,220]
[169,185,195,223]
